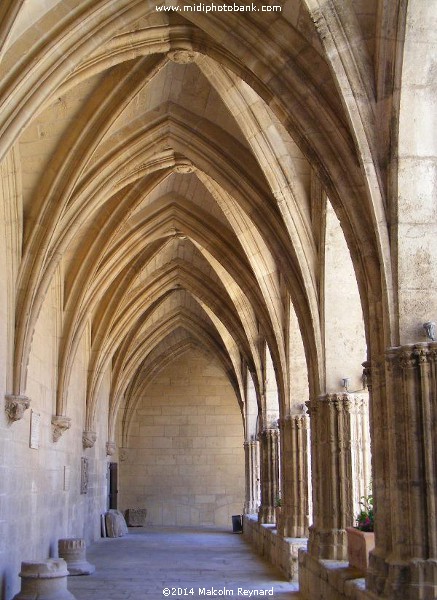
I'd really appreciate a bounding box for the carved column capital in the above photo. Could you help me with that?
[51,415,71,442]
[82,430,96,449]
[5,394,30,421]
[106,441,116,456]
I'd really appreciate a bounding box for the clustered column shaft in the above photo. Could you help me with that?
[258,428,280,524]
[279,414,309,538]
[367,343,437,599]
[243,440,260,515]
[306,393,367,560]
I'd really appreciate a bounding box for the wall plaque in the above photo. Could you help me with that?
[80,457,89,494]
[63,466,70,491]
[30,410,41,449]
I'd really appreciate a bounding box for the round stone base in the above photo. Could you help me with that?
[58,538,95,576]
[13,559,76,599]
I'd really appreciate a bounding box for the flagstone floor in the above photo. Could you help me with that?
[67,527,301,600]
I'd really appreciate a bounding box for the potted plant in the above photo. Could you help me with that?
[346,488,375,572]
[274,495,282,527]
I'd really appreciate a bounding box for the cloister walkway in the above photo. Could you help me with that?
[67,527,301,600]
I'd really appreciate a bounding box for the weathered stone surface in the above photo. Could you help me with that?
[105,510,128,537]
[125,508,147,527]
[5,395,30,422]
[258,428,280,525]
[346,528,374,573]
[52,415,71,442]
[12,559,76,599]
[58,538,95,576]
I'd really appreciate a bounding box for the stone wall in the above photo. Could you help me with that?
[243,515,307,581]
[299,551,368,600]
[0,280,109,600]
[118,350,245,528]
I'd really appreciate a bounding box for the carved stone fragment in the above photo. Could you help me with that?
[125,508,147,527]
[105,509,128,537]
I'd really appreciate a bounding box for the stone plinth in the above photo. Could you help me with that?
[58,538,95,575]
[12,559,76,599]
[125,508,147,527]
[346,528,375,573]
[105,509,128,537]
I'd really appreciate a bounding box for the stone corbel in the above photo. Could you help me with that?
[82,430,97,449]
[106,441,116,456]
[5,394,30,421]
[51,415,71,442]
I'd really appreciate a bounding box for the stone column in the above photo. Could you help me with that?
[244,440,260,515]
[278,414,309,538]
[307,393,368,560]
[258,427,280,524]
[366,343,437,599]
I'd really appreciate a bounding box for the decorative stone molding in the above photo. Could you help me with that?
[172,158,196,174]
[258,428,280,524]
[167,49,198,64]
[82,430,96,449]
[5,394,30,421]
[52,415,71,442]
[243,440,260,514]
[106,441,116,456]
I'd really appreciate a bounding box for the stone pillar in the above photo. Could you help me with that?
[306,393,366,560]
[244,440,260,515]
[258,427,280,524]
[12,559,76,599]
[366,343,437,599]
[58,538,95,575]
[279,414,309,538]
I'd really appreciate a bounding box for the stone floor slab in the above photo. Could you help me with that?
[67,527,301,600]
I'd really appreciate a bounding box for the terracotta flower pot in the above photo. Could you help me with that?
[346,527,375,572]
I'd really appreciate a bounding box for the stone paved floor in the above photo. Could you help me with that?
[67,527,301,600]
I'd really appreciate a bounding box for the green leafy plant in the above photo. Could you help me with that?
[356,488,374,532]
[274,495,282,508]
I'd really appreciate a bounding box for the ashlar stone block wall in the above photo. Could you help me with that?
[0,274,109,600]
[118,350,245,528]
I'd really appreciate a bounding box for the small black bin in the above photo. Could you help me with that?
[232,514,243,533]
